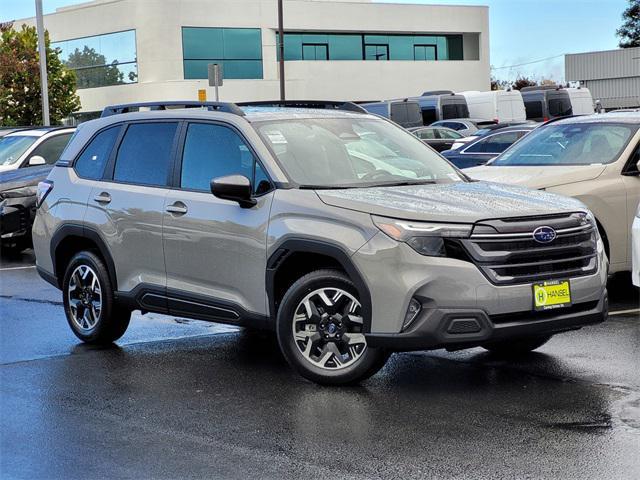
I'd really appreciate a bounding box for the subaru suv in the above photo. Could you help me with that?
[33,101,608,385]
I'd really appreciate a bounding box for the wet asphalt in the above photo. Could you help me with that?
[1,250,639,479]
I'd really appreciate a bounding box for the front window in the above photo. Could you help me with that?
[0,136,38,166]
[254,117,465,188]
[490,123,637,166]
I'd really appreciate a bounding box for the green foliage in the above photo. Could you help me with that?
[617,0,640,48]
[65,46,127,88]
[0,22,80,126]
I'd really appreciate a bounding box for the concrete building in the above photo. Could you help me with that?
[16,0,490,116]
[565,47,640,110]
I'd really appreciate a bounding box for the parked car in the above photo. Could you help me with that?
[407,126,465,152]
[33,101,608,385]
[0,164,53,252]
[565,87,594,116]
[460,90,527,123]
[441,125,536,168]
[0,127,75,173]
[521,86,573,122]
[633,201,640,287]
[431,118,497,137]
[410,93,470,125]
[360,99,423,128]
[468,113,640,274]
[447,121,535,150]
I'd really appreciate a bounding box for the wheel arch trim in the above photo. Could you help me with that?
[266,238,373,333]
[50,223,118,290]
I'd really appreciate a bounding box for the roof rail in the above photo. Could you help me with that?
[520,85,564,92]
[236,100,367,114]
[421,90,454,96]
[100,101,246,118]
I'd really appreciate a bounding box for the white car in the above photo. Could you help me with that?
[633,202,640,287]
[0,127,75,173]
[468,113,640,275]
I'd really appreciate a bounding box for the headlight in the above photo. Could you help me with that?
[372,215,472,257]
[0,185,38,198]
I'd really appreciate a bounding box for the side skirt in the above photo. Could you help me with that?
[114,285,271,330]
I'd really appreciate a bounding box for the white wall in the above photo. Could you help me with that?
[18,0,490,112]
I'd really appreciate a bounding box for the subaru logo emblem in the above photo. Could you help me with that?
[532,226,557,244]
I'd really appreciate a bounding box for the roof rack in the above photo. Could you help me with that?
[236,100,367,114]
[100,101,246,118]
[421,90,455,96]
[520,85,564,92]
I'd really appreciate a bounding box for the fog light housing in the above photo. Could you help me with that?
[402,298,422,331]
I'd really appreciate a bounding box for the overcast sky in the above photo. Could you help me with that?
[1,0,628,82]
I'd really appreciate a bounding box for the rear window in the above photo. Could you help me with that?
[548,96,573,117]
[113,123,178,186]
[524,100,543,120]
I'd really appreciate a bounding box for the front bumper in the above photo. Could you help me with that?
[0,198,35,238]
[367,291,607,351]
[352,231,608,349]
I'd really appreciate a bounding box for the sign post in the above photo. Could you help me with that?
[207,63,223,102]
[35,0,50,125]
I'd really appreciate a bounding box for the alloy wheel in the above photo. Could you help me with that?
[67,264,102,331]
[292,287,367,370]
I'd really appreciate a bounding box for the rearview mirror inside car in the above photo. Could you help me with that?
[28,155,46,166]
[211,175,256,208]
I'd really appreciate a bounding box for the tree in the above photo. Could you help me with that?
[64,46,128,89]
[0,23,80,126]
[512,76,538,90]
[617,0,640,48]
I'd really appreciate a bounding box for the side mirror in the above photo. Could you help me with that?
[28,155,46,166]
[211,175,256,208]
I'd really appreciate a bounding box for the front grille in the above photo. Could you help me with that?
[460,212,598,285]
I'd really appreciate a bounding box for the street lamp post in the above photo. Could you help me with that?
[35,0,50,126]
[278,0,285,101]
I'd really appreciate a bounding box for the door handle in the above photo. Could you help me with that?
[166,201,188,215]
[93,192,111,204]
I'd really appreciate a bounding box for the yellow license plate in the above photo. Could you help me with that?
[533,280,571,311]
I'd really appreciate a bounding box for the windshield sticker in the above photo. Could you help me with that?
[264,131,288,144]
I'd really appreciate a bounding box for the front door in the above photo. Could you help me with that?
[162,122,274,321]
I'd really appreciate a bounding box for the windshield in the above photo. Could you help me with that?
[254,117,465,188]
[0,135,37,166]
[490,123,636,166]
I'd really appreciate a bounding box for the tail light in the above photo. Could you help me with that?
[36,180,54,208]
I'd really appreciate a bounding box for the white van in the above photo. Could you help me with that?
[565,87,594,115]
[460,90,526,123]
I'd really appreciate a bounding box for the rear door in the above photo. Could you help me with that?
[162,121,274,320]
[84,121,179,294]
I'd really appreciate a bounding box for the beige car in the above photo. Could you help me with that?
[468,113,640,274]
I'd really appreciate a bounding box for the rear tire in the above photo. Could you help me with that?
[62,251,130,344]
[483,335,552,356]
[276,269,389,385]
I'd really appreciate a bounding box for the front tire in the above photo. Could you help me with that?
[62,251,131,344]
[483,335,552,356]
[276,269,388,385]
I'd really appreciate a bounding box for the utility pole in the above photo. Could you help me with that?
[277,0,285,101]
[35,0,50,125]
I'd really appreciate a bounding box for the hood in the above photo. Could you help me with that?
[316,181,587,224]
[0,165,52,192]
[465,164,606,189]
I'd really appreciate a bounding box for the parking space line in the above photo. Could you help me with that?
[0,265,36,271]
[609,308,640,316]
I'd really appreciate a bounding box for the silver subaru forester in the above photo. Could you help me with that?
[33,102,608,385]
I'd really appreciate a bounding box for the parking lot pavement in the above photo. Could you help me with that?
[1,250,639,479]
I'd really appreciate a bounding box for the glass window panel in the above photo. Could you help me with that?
[447,35,464,60]
[223,28,262,59]
[365,45,388,61]
[388,36,413,60]
[222,60,263,79]
[364,35,388,45]
[30,133,73,165]
[302,44,328,60]
[282,33,302,60]
[114,123,178,187]
[74,62,138,88]
[74,126,120,180]
[327,35,361,60]
[182,27,223,59]
[300,33,328,44]
[181,123,255,191]
[414,45,436,61]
